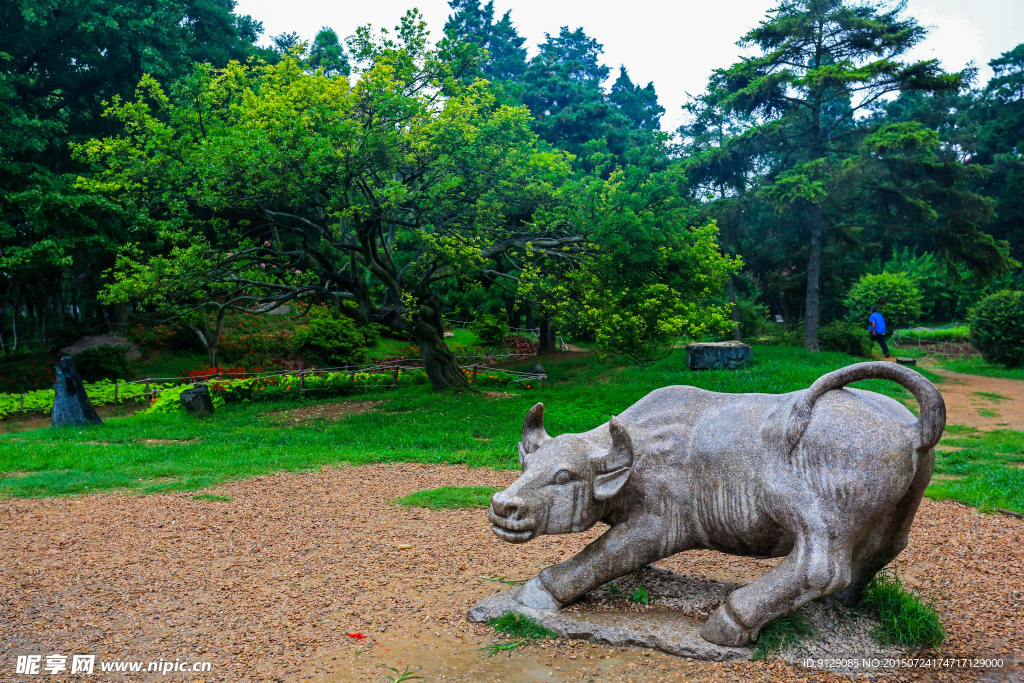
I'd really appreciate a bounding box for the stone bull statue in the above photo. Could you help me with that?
[487,361,945,647]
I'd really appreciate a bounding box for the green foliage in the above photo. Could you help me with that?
[631,584,650,605]
[859,570,945,648]
[486,612,557,640]
[818,322,872,358]
[394,486,500,509]
[192,494,233,502]
[0,379,173,419]
[73,345,132,383]
[969,290,1024,368]
[469,315,508,347]
[845,273,923,330]
[292,311,375,368]
[751,611,817,661]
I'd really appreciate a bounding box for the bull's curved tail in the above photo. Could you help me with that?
[786,361,946,454]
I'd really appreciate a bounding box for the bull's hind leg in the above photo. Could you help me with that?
[831,449,935,606]
[701,528,856,647]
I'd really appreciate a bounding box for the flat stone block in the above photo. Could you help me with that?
[685,341,752,370]
[469,570,751,662]
[896,357,917,366]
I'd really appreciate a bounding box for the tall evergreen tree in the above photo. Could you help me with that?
[444,0,526,82]
[610,67,665,131]
[307,27,350,76]
[700,0,978,350]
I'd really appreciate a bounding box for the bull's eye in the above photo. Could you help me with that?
[554,470,572,485]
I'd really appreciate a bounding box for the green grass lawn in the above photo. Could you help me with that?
[1,345,1019,514]
[930,428,1024,513]
[132,349,207,380]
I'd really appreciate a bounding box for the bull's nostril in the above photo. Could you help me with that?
[491,495,524,520]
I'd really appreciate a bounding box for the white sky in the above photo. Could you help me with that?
[234,0,1023,130]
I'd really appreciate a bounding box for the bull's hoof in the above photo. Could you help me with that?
[516,577,562,611]
[700,605,754,646]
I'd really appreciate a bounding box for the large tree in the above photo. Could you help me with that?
[698,0,976,349]
[80,16,585,389]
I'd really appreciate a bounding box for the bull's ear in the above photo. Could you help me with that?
[593,467,630,502]
[521,402,550,454]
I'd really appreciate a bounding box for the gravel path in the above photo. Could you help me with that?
[0,464,1020,682]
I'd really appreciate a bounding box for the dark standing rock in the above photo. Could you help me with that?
[528,362,546,375]
[52,356,103,427]
[685,341,753,370]
[180,384,215,417]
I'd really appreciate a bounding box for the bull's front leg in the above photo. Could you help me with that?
[517,516,669,610]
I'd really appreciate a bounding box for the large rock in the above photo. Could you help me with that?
[684,341,752,370]
[180,384,215,417]
[60,335,141,361]
[52,356,103,427]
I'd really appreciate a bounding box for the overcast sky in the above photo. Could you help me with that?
[234,0,1023,129]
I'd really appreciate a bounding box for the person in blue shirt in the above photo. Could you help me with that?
[869,307,890,358]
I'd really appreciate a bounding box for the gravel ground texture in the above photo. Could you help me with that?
[0,463,1021,683]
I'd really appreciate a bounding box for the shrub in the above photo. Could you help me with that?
[73,345,132,382]
[0,352,54,393]
[845,272,922,330]
[470,314,508,347]
[291,311,375,367]
[818,321,872,358]
[970,290,1024,369]
[736,296,770,339]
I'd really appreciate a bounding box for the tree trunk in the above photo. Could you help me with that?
[537,318,557,355]
[414,325,469,390]
[728,273,741,341]
[525,307,536,331]
[804,204,823,351]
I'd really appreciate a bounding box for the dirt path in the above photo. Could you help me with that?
[0,464,1020,682]
[925,367,1024,431]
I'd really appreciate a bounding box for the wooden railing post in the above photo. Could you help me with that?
[471,364,478,383]
[299,371,306,393]
[392,365,399,387]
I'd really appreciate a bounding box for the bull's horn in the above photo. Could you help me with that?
[521,402,550,454]
[605,416,634,471]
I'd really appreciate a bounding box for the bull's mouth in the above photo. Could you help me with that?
[488,509,538,544]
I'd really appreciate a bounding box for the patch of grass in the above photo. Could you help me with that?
[394,485,500,509]
[487,612,557,640]
[377,664,424,682]
[191,494,233,501]
[977,408,1000,418]
[859,569,945,648]
[752,612,817,661]
[928,429,1024,514]
[480,612,556,657]
[972,391,1011,402]
[943,424,980,435]
[484,575,528,587]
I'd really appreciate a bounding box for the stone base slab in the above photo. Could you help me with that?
[468,579,751,662]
